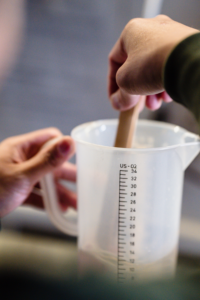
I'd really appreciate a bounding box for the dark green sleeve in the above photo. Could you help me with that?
[164,32,200,124]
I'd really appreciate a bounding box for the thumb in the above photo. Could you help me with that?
[110,88,141,111]
[21,136,75,185]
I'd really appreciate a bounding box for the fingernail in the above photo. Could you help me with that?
[57,140,70,156]
[112,95,121,110]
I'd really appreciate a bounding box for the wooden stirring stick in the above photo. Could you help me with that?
[114,96,146,148]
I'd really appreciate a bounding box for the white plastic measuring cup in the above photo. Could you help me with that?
[41,119,200,282]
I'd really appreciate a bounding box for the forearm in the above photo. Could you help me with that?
[164,33,200,124]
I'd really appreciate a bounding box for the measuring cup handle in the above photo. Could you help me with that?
[40,173,78,236]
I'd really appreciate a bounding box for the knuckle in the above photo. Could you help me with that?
[155,14,171,22]
[124,18,144,35]
[126,18,142,29]
[108,52,113,63]
[116,68,124,87]
[116,66,133,92]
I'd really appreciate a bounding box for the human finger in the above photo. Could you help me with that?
[54,162,76,182]
[24,192,44,209]
[20,136,75,185]
[56,182,77,211]
[24,181,77,211]
[110,88,141,111]
[108,38,127,98]
[161,91,173,103]
[4,128,63,160]
[146,94,163,110]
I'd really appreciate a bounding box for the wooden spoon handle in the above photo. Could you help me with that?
[114,96,146,148]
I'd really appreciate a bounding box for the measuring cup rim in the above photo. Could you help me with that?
[71,119,200,152]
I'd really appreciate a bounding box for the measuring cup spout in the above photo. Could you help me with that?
[175,139,200,170]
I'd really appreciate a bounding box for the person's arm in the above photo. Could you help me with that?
[164,33,200,124]
[108,15,199,111]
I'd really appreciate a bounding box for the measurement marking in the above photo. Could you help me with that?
[117,170,121,281]
[118,167,135,282]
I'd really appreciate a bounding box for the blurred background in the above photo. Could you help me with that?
[1,0,200,277]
